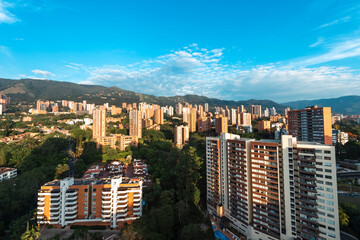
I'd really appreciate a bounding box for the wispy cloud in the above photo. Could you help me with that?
[67,45,360,102]
[0,45,12,57]
[0,1,18,24]
[297,37,360,66]
[31,69,55,78]
[309,37,325,48]
[317,16,351,29]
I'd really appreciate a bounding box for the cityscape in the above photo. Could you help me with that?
[1,1,360,240]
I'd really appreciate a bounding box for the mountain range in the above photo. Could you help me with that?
[0,78,285,111]
[0,78,359,114]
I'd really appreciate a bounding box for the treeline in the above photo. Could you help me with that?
[129,131,214,240]
[339,202,360,238]
[0,137,70,239]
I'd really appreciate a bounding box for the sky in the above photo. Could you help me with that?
[1,0,360,102]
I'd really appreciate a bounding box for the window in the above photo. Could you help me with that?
[326,194,333,199]
[324,163,331,167]
[326,188,333,192]
[324,150,331,154]
[93,193,96,196]
[325,175,332,179]
[327,207,334,212]
[326,200,334,205]
[328,220,335,225]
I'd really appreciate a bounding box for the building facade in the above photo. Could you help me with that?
[93,109,107,139]
[206,133,340,240]
[37,176,142,228]
[174,125,189,148]
[129,110,142,138]
[288,106,332,145]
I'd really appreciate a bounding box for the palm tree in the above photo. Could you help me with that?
[21,222,41,240]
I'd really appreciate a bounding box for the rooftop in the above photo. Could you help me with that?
[0,167,16,174]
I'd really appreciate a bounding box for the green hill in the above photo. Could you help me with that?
[283,95,360,114]
[0,78,284,111]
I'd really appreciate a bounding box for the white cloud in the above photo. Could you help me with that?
[0,45,11,57]
[297,37,360,66]
[317,16,351,29]
[67,44,360,102]
[0,1,18,24]
[31,69,55,78]
[309,37,325,48]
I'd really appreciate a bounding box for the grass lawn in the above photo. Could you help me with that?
[338,195,360,208]
[338,183,360,193]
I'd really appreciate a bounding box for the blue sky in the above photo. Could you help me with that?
[1,0,360,102]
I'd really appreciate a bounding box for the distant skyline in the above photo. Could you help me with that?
[1,0,360,102]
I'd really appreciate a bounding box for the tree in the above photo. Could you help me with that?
[55,163,70,179]
[339,207,350,228]
[21,222,41,240]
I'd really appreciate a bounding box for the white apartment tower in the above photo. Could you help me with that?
[206,133,340,240]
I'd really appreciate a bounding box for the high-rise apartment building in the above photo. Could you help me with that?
[93,109,107,139]
[154,108,164,125]
[176,102,183,115]
[37,176,142,228]
[237,112,252,126]
[129,110,142,138]
[258,120,271,132]
[288,106,332,145]
[174,125,189,148]
[197,116,212,132]
[230,108,237,125]
[206,133,340,240]
[251,105,262,118]
[205,103,209,112]
[215,115,228,135]
[238,105,245,113]
[189,108,197,132]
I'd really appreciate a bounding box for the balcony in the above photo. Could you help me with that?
[118,203,127,208]
[50,196,60,201]
[133,206,141,212]
[102,188,111,193]
[38,196,45,201]
[117,213,127,218]
[65,208,77,215]
[37,206,45,211]
[102,208,111,214]
[102,213,111,219]
[102,199,111,205]
[50,205,60,211]
[133,201,141,207]
[118,198,127,204]
[66,195,77,201]
[65,204,77,211]
[117,208,127,213]
[65,211,77,220]
[102,195,111,200]
[49,214,60,220]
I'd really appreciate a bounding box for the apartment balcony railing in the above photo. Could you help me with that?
[102,199,111,205]
[118,203,127,208]
[133,206,141,212]
[118,198,127,204]
[101,213,111,219]
[65,195,77,201]
[101,194,111,201]
[102,208,111,214]
[117,213,127,218]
